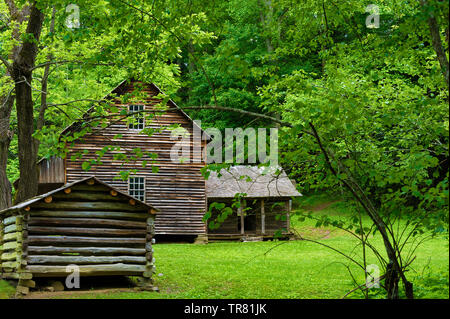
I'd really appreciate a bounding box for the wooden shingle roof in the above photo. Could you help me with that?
[60,79,206,137]
[1,176,158,216]
[206,166,302,199]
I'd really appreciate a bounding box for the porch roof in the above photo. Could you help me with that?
[206,165,302,199]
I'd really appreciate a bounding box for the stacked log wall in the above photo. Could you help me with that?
[1,215,20,277]
[23,183,154,277]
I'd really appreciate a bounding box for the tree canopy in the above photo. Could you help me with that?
[0,0,448,299]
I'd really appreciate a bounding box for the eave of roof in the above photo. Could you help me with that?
[60,78,209,139]
[1,176,158,216]
[205,165,302,199]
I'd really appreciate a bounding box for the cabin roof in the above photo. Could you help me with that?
[1,176,158,216]
[205,165,302,199]
[60,78,206,137]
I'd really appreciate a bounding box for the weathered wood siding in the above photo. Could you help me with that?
[205,199,240,235]
[1,179,156,296]
[207,198,289,236]
[24,182,154,277]
[38,157,65,184]
[258,199,290,234]
[65,82,207,236]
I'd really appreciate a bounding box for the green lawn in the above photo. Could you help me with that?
[0,280,15,299]
[0,194,448,299]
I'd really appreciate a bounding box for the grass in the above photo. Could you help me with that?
[0,280,15,299]
[0,193,448,299]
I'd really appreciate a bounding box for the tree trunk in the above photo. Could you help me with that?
[259,0,274,54]
[421,0,449,87]
[385,261,399,299]
[35,6,56,153]
[0,2,32,210]
[12,70,39,204]
[0,92,14,209]
[11,3,45,204]
[308,122,414,299]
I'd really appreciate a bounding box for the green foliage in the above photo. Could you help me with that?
[0,280,15,299]
[177,0,449,247]
[1,0,448,299]
[255,1,449,245]
[1,0,217,185]
[204,201,234,230]
[413,270,449,299]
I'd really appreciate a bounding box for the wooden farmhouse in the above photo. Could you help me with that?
[0,176,157,296]
[33,79,208,242]
[206,166,301,240]
[16,79,301,242]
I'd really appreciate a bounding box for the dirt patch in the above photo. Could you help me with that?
[295,226,333,240]
[22,276,140,299]
[310,228,331,239]
[24,287,138,299]
[303,200,340,211]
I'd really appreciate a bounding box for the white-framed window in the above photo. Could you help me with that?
[128,104,145,130]
[128,177,145,201]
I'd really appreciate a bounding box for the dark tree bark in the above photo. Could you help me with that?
[35,6,56,152]
[421,0,449,88]
[11,2,45,204]
[0,2,31,209]
[385,261,399,299]
[0,91,14,209]
[308,122,414,299]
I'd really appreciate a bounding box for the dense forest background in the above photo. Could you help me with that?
[2,0,448,190]
[0,0,448,299]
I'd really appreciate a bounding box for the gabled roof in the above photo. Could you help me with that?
[1,176,158,216]
[14,80,209,189]
[206,165,302,199]
[61,78,206,137]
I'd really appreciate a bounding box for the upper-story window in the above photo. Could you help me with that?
[128,105,145,130]
[129,177,145,201]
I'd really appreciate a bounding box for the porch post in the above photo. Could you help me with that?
[261,199,265,235]
[239,199,244,235]
[286,200,291,233]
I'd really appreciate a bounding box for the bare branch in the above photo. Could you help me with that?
[47,99,103,108]
[36,6,56,137]
[342,274,387,299]
[114,0,219,106]
[4,0,19,18]
[420,0,449,87]
[0,55,11,70]
[30,60,115,71]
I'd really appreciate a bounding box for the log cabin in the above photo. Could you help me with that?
[0,176,157,296]
[205,166,301,240]
[16,79,301,242]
